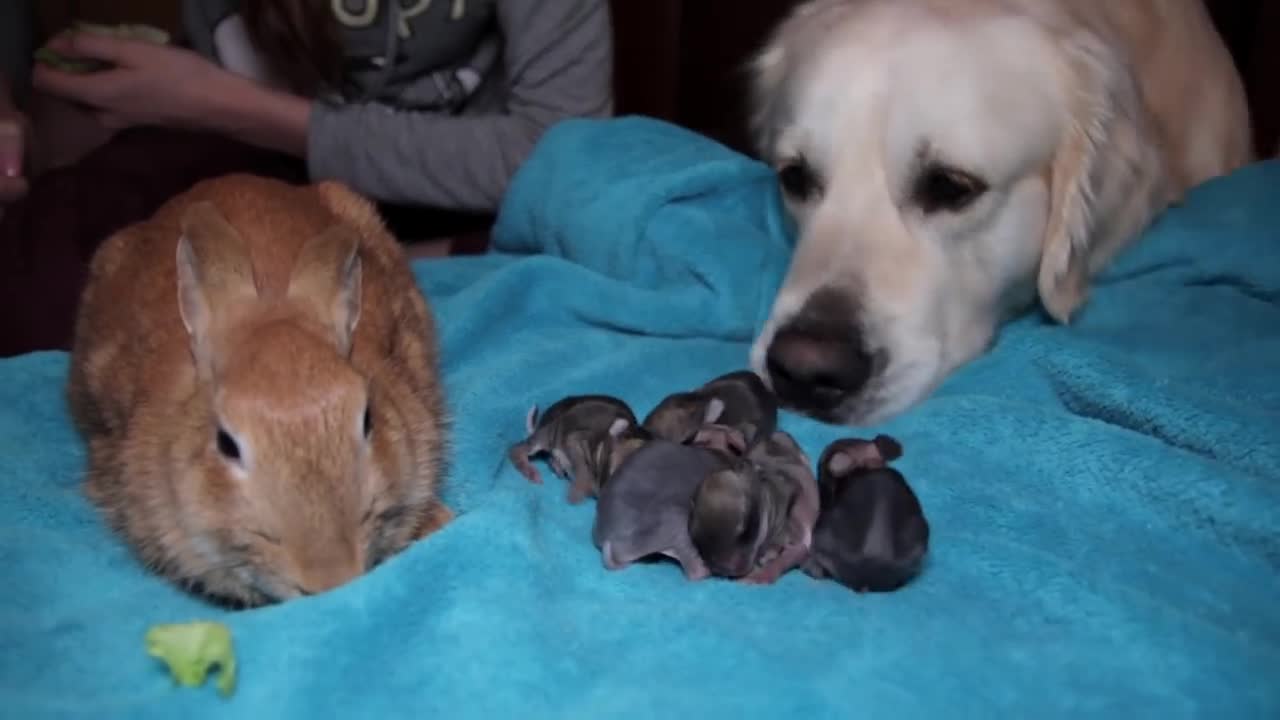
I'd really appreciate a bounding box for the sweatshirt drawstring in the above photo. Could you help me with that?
[363,0,403,102]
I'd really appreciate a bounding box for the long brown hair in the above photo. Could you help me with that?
[241,0,345,96]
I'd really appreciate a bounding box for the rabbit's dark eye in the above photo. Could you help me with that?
[216,427,241,462]
[362,404,373,439]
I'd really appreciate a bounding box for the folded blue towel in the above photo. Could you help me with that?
[1,116,1277,719]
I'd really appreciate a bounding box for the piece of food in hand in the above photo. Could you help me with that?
[75,21,172,45]
[33,47,109,74]
[33,21,171,74]
[144,621,237,697]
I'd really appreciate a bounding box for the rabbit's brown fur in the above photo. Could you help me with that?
[67,174,450,607]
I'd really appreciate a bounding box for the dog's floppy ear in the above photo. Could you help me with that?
[747,0,828,162]
[1038,30,1172,324]
[747,39,789,162]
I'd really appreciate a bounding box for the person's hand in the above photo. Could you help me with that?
[31,29,244,132]
[0,107,30,206]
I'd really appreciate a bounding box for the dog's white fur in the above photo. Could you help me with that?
[748,0,1253,425]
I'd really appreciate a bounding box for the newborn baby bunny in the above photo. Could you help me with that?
[642,370,778,451]
[507,395,643,504]
[597,422,653,487]
[67,174,451,608]
[592,437,742,581]
[803,435,930,593]
[689,430,819,584]
[690,423,749,456]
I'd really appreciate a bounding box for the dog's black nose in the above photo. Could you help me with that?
[766,325,873,412]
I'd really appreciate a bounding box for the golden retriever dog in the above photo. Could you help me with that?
[747,0,1253,425]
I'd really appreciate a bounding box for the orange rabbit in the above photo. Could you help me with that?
[66,174,451,607]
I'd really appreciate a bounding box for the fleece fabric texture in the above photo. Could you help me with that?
[1,117,1278,719]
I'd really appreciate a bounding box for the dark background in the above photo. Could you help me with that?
[41,0,1280,159]
[612,0,1279,159]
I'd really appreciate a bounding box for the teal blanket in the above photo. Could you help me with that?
[2,117,1278,718]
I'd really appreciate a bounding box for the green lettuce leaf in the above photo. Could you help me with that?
[33,21,171,74]
[144,621,237,697]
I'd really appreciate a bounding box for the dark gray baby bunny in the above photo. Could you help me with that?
[592,436,744,581]
[803,434,930,593]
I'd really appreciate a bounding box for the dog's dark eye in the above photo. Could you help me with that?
[778,158,820,201]
[362,404,373,439]
[216,427,241,462]
[914,164,988,213]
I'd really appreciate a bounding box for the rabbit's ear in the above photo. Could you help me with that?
[176,202,258,377]
[287,225,363,356]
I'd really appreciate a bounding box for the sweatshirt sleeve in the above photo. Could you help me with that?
[306,0,614,213]
[181,0,222,58]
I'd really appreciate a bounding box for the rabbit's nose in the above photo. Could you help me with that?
[294,545,366,595]
[295,563,362,595]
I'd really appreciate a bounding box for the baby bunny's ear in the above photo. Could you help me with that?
[607,418,632,437]
[288,225,363,356]
[703,397,726,424]
[820,437,891,478]
[176,201,258,378]
[872,434,903,462]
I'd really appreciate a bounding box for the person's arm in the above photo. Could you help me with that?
[0,1,34,204]
[30,28,311,158]
[205,76,311,157]
[0,72,26,203]
[178,0,310,155]
[306,0,614,213]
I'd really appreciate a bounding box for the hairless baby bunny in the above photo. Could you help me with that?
[689,430,819,584]
[592,436,745,581]
[803,435,930,593]
[507,395,640,504]
[643,370,778,451]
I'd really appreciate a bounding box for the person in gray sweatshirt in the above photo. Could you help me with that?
[1,0,611,358]
[32,0,614,213]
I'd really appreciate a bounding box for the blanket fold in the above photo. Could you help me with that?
[1,117,1277,719]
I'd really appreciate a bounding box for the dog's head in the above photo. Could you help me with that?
[748,0,1171,424]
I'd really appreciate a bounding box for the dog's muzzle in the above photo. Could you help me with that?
[764,287,877,419]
